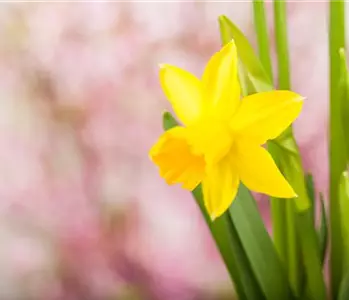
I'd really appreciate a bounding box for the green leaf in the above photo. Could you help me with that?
[253,0,273,81]
[285,200,302,297]
[339,48,349,162]
[229,185,294,300]
[296,210,327,300]
[305,174,315,225]
[219,14,272,93]
[193,187,264,300]
[269,138,310,296]
[339,172,349,270]
[305,174,328,266]
[276,137,311,212]
[274,0,290,90]
[162,111,178,130]
[318,194,328,266]
[329,1,347,296]
[275,138,311,295]
[162,111,265,300]
[339,272,349,300]
[291,174,326,300]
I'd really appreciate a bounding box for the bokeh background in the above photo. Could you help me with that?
[0,2,331,299]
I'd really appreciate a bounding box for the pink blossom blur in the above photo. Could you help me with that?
[0,2,330,300]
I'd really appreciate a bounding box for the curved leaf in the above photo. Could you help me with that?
[219,14,272,93]
[229,185,294,300]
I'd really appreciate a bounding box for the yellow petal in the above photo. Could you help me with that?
[202,40,240,118]
[234,141,296,198]
[231,90,304,144]
[150,126,205,190]
[159,64,203,126]
[202,154,239,220]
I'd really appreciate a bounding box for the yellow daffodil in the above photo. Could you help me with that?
[150,40,304,220]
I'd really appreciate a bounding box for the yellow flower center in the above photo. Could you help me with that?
[187,118,234,168]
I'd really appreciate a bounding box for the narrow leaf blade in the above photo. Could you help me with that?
[296,210,327,300]
[219,14,272,92]
[339,172,349,270]
[318,194,328,266]
[329,1,347,296]
[229,185,294,300]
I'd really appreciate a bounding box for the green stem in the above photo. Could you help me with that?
[270,194,287,264]
[252,1,287,267]
[274,0,290,90]
[273,0,300,295]
[329,0,346,298]
[253,0,273,81]
[272,0,290,262]
[285,201,300,296]
[261,0,286,269]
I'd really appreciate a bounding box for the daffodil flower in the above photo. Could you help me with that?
[150,40,304,220]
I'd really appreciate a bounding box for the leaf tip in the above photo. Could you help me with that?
[218,14,228,23]
[162,110,171,121]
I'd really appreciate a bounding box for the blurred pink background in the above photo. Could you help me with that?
[0,2,331,300]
